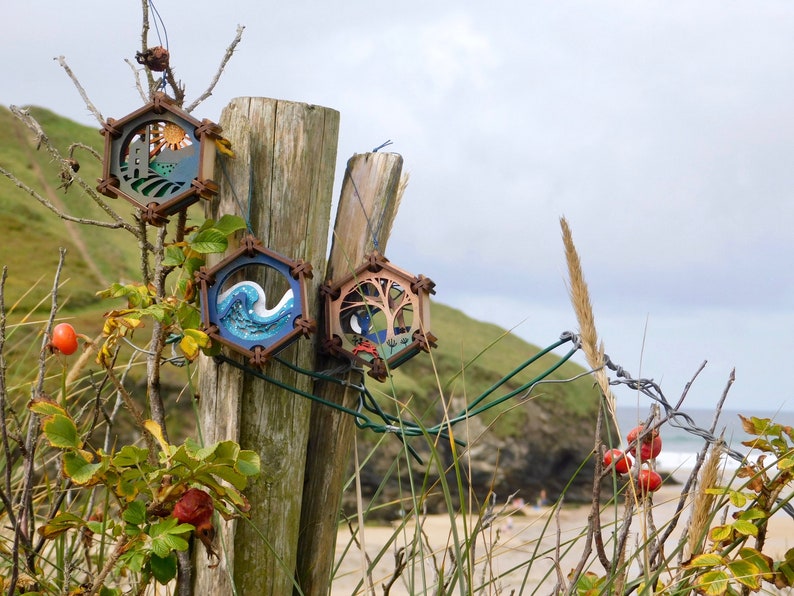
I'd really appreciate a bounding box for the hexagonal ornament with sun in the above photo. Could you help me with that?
[97,92,221,225]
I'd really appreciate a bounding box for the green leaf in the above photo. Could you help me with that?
[63,451,103,485]
[687,553,726,568]
[120,550,146,573]
[213,440,240,463]
[213,214,247,236]
[728,490,747,508]
[205,465,248,491]
[201,340,222,357]
[183,257,206,277]
[162,245,186,267]
[149,518,191,557]
[739,547,773,580]
[149,552,178,584]
[235,450,261,477]
[140,304,171,323]
[87,520,109,535]
[727,559,761,590]
[177,303,201,330]
[777,559,794,587]
[732,519,758,537]
[190,228,228,254]
[28,397,68,417]
[778,456,794,470]
[37,512,85,539]
[123,499,147,526]
[185,438,217,461]
[171,445,202,472]
[710,524,734,543]
[738,507,767,521]
[153,518,193,537]
[111,445,150,468]
[694,570,730,595]
[42,414,81,449]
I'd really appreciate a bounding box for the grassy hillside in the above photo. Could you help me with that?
[0,105,141,315]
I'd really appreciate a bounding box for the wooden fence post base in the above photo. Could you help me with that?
[194,97,339,595]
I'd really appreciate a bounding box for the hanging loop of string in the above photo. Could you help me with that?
[218,156,255,234]
[147,0,170,92]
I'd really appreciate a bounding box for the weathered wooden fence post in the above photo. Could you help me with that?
[193,97,339,594]
[297,152,404,594]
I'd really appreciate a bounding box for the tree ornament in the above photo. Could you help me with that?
[97,92,221,225]
[195,235,315,367]
[322,252,437,381]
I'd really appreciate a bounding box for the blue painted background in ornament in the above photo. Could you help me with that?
[216,281,294,342]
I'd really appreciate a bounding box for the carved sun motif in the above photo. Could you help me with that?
[148,122,191,157]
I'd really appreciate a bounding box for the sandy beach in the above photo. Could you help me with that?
[331,473,794,595]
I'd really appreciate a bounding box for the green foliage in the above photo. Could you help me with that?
[30,399,260,590]
[0,104,258,591]
[94,214,246,366]
[659,416,794,594]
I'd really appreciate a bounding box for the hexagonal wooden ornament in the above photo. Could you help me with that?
[195,235,315,367]
[97,92,221,225]
[322,252,437,381]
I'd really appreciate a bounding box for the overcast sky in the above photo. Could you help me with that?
[3,1,794,413]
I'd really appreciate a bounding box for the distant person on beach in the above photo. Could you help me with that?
[535,489,548,509]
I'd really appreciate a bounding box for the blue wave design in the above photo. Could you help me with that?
[217,282,294,342]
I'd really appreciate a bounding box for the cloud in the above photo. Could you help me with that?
[2,0,794,411]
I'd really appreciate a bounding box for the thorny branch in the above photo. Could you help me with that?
[185,25,246,113]
[8,249,66,594]
[139,0,156,94]
[125,57,150,103]
[0,166,127,231]
[54,55,104,125]
[146,225,170,442]
[86,535,130,596]
[0,267,16,527]
[7,106,144,241]
[105,366,159,466]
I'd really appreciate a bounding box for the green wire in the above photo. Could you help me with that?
[207,333,580,463]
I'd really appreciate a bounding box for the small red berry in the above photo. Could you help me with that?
[638,436,663,460]
[626,425,662,460]
[172,488,217,560]
[603,448,633,474]
[636,469,663,494]
[51,323,79,355]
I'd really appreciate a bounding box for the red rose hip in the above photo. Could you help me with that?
[603,448,633,474]
[51,323,79,355]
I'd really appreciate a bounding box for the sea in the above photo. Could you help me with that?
[614,406,794,474]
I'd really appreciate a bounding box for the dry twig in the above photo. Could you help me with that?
[186,25,246,113]
[54,56,104,125]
